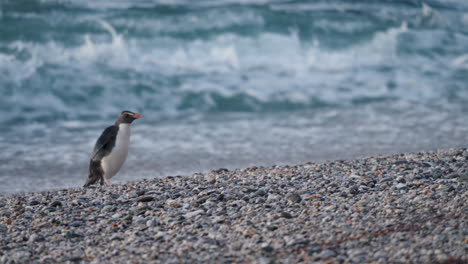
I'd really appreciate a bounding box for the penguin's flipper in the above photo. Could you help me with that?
[91,126,119,161]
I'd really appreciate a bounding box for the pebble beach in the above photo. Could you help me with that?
[0,148,467,263]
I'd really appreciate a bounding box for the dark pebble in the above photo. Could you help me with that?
[135,196,155,203]
[136,190,146,196]
[70,221,81,227]
[65,231,84,239]
[267,225,278,231]
[348,186,359,195]
[446,173,460,179]
[67,256,83,262]
[262,245,274,253]
[213,168,229,173]
[422,162,435,167]
[285,193,302,203]
[29,200,40,206]
[49,201,63,207]
[280,212,293,219]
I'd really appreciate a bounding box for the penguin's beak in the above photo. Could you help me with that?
[133,113,142,119]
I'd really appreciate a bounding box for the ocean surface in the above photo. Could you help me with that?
[1,0,467,193]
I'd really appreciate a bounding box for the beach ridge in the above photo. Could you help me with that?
[0,148,466,263]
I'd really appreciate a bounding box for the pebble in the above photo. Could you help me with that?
[280,212,293,219]
[28,234,41,243]
[65,231,84,239]
[285,193,302,203]
[134,196,155,203]
[49,200,62,207]
[146,218,157,227]
[395,183,407,189]
[29,200,40,206]
[111,213,122,219]
[70,221,81,227]
[0,148,466,263]
[185,209,204,218]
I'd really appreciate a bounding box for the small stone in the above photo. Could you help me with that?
[440,185,455,192]
[261,244,274,253]
[217,193,225,201]
[70,221,81,227]
[135,196,155,203]
[185,209,204,218]
[280,212,293,219]
[446,173,460,179]
[102,205,114,212]
[28,234,40,243]
[395,183,407,189]
[136,189,146,196]
[459,173,468,181]
[255,197,266,204]
[266,225,278,231]
[111,213,122,219]
[422,162,436,167]
[67,256,83,262]
[154,231,166,241]
[146,218,157,227]
[285,193,302,203]
[255,189,267,197]
[212,216,225,224]
[166,200,182,208]
[320,249,337,258]
[29,200,40,206]
[255,257,273,264]
[133,216,146,224]
[110,234,123,241]
[49,200,63,207]
[348,186,359,195]
[84,247,95,257]
[213,168,228,173]
[65,231,84,239]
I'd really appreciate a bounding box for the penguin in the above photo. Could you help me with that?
[84,111,141,187]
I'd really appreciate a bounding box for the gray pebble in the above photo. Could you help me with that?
[395,183,407,189]
[49,200,62,207]
[280,212,293,219]
[134,196,155,203]
[285,193,302,203]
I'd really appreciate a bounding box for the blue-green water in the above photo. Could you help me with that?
[1,0,467,193]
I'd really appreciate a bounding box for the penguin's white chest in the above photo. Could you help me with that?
[102,124,131,179]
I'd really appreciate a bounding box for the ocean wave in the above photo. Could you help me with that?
[0,1,467,124]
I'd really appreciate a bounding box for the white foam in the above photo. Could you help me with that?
[0,16,448,116]
[422,3,432,17]
[452,54,468,69]
[62,121,87,128]
[114,9,263,34]
[462,13,468,25]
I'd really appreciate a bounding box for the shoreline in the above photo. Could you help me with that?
[0,148,467,263]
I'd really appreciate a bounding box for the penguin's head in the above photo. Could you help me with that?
[116,110,141,125]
